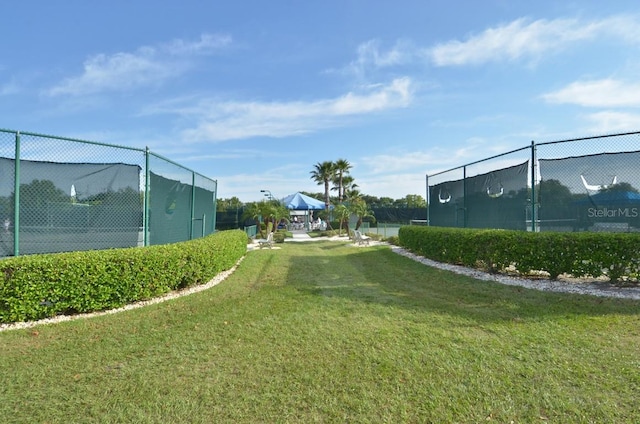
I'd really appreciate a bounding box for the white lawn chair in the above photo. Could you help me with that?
[353,230,370,246]
[258,232,274,249]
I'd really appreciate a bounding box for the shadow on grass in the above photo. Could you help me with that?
[282,241,640,323]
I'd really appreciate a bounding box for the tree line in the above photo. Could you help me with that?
[216,158,427,235]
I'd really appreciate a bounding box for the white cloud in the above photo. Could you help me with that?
[605,15,640,44]
[47,33,231,96]
[585,111,640,134]
[153,77,414,142]
[358,39,410,68]
[329,78,412,114]
[163,33,232,55]
[542,79,640,108]
[429,15,640,66]
[362,136,513,176]
[48,51,178,96]
[353,39,413,73]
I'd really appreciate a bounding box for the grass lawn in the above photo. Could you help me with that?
[1,240,639,423]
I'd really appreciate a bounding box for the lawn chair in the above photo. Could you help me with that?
[258,232,274,249]
[353,230,370,246]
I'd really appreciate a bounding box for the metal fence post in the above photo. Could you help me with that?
[190,172,196,240]
[211,185,217,234]
[144,147,150,247]
[530,140,536,232]
[463,165,468,228]
[425,174,430,226]
[13,131,20,256]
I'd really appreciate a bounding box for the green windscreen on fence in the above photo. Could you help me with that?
[538,151,640,232]
[429,177,465,228]
[149,172,193,245]
[148,172,216,245]
[0,157,142,256]
[369,207,427,223]
[430,161,529,230]
[192,185,216,237]
[0,129,218,257]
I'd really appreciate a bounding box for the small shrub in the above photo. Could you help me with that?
[273,232,286,243]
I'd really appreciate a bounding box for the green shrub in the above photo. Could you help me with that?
[0,230,247,324]
[273,231,286,243]
[398,226,640,282]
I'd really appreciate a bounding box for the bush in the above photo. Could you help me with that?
[398,226,640,282]
[273,231,286,243]
[0,230,247,324]
[386,235,399,245]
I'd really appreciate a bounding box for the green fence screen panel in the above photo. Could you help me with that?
[429,162,528,230]
[0,129,218,257]
[427,131,640,233]
[148,171,193,246]
[538,150,640,232]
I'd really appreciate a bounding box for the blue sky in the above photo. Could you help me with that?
[3,1,640,202]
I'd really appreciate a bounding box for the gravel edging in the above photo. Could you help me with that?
[391,245,640,300]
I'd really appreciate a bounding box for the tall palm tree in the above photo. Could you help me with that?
[341,175,358,198]
[332,158,352,203]
[331,173,357,202]
[310,161,335,212]
[344,186,362,203]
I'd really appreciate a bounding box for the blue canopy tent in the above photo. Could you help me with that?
[281,192,326,210]
[281,192,327,230]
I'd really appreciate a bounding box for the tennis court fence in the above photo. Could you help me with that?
[426,131,640,233]
[0,129,217,257]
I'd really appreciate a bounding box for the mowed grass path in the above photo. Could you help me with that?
[1,241,639,423]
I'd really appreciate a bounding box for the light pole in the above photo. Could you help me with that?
[260,189,274,201]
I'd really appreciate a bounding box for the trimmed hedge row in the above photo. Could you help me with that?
[398,226,640,281]
[0,229,247,324]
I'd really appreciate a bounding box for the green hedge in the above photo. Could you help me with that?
[398,226,640,281]
[0,230,247,324]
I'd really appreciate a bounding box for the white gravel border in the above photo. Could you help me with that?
[391,245,640,300]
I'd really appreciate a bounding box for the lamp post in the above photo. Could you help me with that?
[260,189,274,201]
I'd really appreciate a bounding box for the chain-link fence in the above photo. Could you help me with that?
[0,129,217,257]
[426,131,640,233]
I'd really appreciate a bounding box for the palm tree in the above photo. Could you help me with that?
[241,200,288,237]
[341,175,358,198]
[242,202,265,237]
[332,159,352,203]
[261,200,289,234]
[310,161,335,212]
[333,203,350,236]
[344,187,362,204]
[349,198,375,230]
